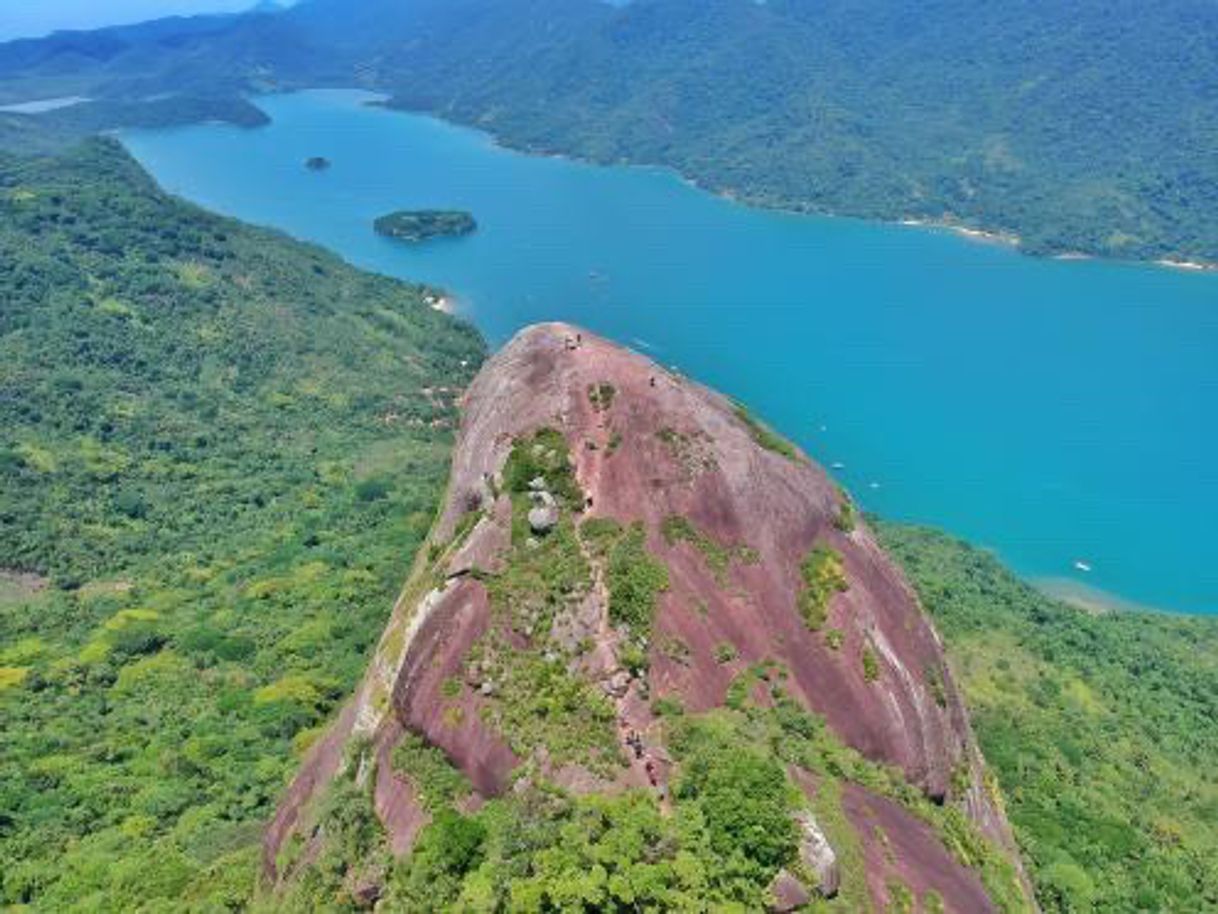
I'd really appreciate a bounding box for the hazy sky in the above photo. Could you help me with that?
[0,1,263,40]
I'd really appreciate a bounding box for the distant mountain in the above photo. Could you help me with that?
[1,0,1217,263]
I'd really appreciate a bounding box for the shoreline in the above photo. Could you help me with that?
[357,95,1218,275]
[421,290,455,314]
[1155,258,1217,273]
[225,87,1218,276]
[123,90,1218,618]
[1031,576,1169,616]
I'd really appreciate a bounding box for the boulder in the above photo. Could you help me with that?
[796,811,840,898]
[528,504,559,535]
[768,870,811,913]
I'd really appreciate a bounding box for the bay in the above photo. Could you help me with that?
[122,89,1218,613]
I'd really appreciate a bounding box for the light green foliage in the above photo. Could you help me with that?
[824,628,845,651]
[386,808,487,910]
[886,880,914,913]
[652,695,685,718]
[0,140,484,910]
[470,435,622,775]
[714,642,738,664]
[501,427,582,508]
[586,520,670,637]
[606,524,670,633]
[273,768,391,912]
[862,646,880,682]
[488,430,591,633]
[488,509,590,637]
[799,546,849,631]
[670,719,798,875]
[473,645,620,776]
[660,514,758,582]
[833,493,857,534]
[386,787,702,912]
[391,733,470,814]
[878,522,1218,914]
[733,405,800,460]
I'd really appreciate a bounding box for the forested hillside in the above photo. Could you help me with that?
[2,0,1217,262]
[880,523,1218,914]
[0,139,484,910]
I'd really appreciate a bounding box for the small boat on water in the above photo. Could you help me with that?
[831,461,846,470]
[1074,560,1093,573]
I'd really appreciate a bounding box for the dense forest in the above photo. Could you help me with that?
[1,0,1217,263]
[0,139,484,910]
[879,523,1218,914]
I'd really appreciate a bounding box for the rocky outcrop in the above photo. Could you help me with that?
[264,322,1031,909]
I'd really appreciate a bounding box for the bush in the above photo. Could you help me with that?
[798,546,849,631]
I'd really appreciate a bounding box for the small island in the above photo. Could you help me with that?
[373,209,477,243]
[304,156,331,171]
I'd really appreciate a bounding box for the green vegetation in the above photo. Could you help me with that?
[501,427,583,508]
[4,2,1218,261]
[655,426,716,477]
[733,404,800,460]
[598,522,670,636]
[833,492,857,534]
[373,210,476,243]
[384,714,803,912]
[0,139,484,911]
[488,507,589,636]
[273,742,390,910]
[391,733,470,814]
[469,430,621,774]
[661,514,758,582]
[798,546,849,631]
[886,880,915,914]
[714,642,738,664]
[470,645,620,776]
[385,786,696,912]
[587,381,616,412]
[861,646,880,683]
[371,0,1218,263]
[878,522,1218,914]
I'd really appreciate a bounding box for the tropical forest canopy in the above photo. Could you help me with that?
[0,138,483,909]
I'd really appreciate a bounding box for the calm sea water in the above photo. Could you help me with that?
[123,90,1218,613]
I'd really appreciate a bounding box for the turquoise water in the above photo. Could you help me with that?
[122,89,1218,614]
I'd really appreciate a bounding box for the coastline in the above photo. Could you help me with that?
[121,89,1218,618]
[422,291,456,314]
[1155,257,1217,273]
[366,94,1218,275]
[1031,576,1169,616]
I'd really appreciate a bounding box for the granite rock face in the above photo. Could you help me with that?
[264,323,1030,911]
